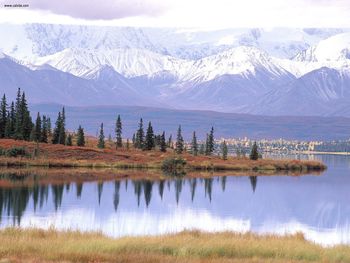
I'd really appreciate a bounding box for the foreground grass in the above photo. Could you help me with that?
[0,139,326,173]
[0,228,349,263]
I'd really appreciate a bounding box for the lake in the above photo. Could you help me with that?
[0,154,349,246]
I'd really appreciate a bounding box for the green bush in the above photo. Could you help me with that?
[161,157,187,176]
[5,147,28,157]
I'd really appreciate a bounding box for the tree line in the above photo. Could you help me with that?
[0,89,259,160]
[0,89,86,147]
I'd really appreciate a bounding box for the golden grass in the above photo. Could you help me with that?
[0,228,349,262]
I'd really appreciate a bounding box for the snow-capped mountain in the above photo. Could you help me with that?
[1,23,350,117]
[249,67,350,116]
[0,24,347,60]
[30,48,189,78]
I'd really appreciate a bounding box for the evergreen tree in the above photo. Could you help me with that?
[191,131,198,156]
[47,117,52,137]
[34,112,42,142]
[58,107,66,144]
[145,121,155,150]
[21,92,33,141]
[176,125,184,154]
[0,94,7,138]
[135,118,144,149]
[65,134,73,146]
[115,114,122,148]
[41,115,48,143]
[52,112,61,144]
[97,123,105,149]
[221,140,228,160]
[14,88,22,139]
[5,102,15,138]
[76,125,85,147]
[168,134,172,148]
[132,133,136,146]
[249,141,259,160]
[199,144,205,155]
[205,127,214,156]
[160,131,167,152]
[4,111,11,138]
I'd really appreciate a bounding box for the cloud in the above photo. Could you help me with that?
[1,0,169,20]
[0,0,350,27]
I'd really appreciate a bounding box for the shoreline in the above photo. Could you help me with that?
[0,139,327,174]
[0,228,349,262]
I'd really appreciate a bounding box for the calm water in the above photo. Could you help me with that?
[1,154,350,246]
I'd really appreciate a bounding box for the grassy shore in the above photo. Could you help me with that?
[0,139,326,173]
[0,228,349,263]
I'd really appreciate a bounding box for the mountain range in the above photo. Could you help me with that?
[1,24,350,117]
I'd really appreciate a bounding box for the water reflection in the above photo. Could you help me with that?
[0,154,350,246]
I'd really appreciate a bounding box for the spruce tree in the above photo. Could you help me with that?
[221,140,228,160]
[0,94,7,138]
[5,102,15,138]
[41,115,48,143]
[145,121,155,150]
[76,125,85,147]
[160,131,167,152]
[132,133,136,146]
[176,125,184,154]
[47,117,52,137]
[199,144,205,155]
[34,112,42,142]
[168,134,172,148]
[250,141,259,160]
[66,134,73,146]
[135,118,144,149]
[52,112,61,144]
[206,127,214,156]
[97,123,105,149]
[115,114,122,148]
[58,107,66,145]
[21,92,33,141]
[14,88,22,139]
[191,131,198,156]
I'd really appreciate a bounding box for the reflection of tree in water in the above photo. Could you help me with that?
[133,181,142,207]
[221,176,227,192]
[190,178,197,202]
[52,184,64,211]
[97,182,104,205]
[0,183,49,225]
[114,181,120,211]
[143,181,153,207]
[204,178,213,202]
[76,182,83,199]
[249,176,258,193]
[174,178,183,204]
[158,180,164,200]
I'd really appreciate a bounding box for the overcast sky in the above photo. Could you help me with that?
[0,0,349,28]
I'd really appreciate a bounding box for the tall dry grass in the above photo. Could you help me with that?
[0,228,349,262]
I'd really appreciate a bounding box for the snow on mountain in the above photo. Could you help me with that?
[247,67,350,116]
[0,53,160,107]
[0,23,348,61]
[182,46,291,82]
[271,33,350,77]
[31,48,189,78]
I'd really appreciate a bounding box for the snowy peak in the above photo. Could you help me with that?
[185,46,289,82]
[295,33,350,62]
[32,47,188,78]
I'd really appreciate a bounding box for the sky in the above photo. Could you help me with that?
[0,0,349,28]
